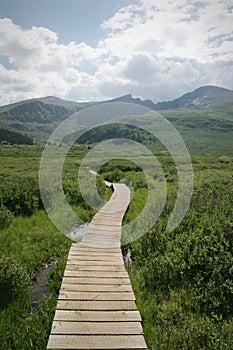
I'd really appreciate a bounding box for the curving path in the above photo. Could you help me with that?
[47,183,148,349]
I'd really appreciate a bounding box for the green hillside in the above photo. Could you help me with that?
[0,128,33,145]
[162,108,233,156]
[0,97,96,142]
[0,86,232,154]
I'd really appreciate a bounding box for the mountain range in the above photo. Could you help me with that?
[0,85,232,156]
[108,86,233,110]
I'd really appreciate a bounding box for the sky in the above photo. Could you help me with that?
[0,0,233,105]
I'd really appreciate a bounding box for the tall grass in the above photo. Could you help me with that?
[1,144,232,349]
[129,160,233,349]
[0,211,71,349]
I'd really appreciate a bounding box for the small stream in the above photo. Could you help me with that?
[30,262,55,312]
[30,223,89,312]
[67,223,89,241]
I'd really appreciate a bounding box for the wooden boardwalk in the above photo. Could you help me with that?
[47,183,148,349]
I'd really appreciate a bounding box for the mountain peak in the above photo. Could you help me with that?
[154,85,233,110]
[108,94,157,109]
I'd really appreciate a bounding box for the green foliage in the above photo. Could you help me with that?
[0,255,30,308]
[0,211,71,349]
[0,205,13,229]
[99,159,141,174]
[0,128,33,145]
[0,294,57,350]
[162,108,233,156]
[130,162,233,349]
[0,176,41,216]
[78,123,157,145]
[0,143,232,349]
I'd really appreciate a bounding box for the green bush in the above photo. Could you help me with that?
[0,177,41,216]
[0,205,13,229]
[0,255,30,308]
[130,167,233,349]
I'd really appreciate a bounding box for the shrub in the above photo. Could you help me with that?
[0,255,30,308]
[0,205,13,229]
[0,177,41,216]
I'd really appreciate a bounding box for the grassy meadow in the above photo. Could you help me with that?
[0,142,232,349]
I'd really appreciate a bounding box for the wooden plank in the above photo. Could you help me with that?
[58,291,135,301]
[69,254,120,259]
[80,244,121,249]
[104,180,112,187]
[62,277,131,285]
[91,213,122,219]
[89,222,121,228]
[66,260,125,267]
[70,246,121,253]
[82,232,120,236]
[66,260,124,266]
[85,225,121,231]
[69,251,122,256]
[64,270,128,278]
[51,321,143,335]
[86,222,121,227]
[68,255,123,261]
[69,251,122,257]
[70,245,121,251]
[65,265,125,272]
[57,300,137,310]
[68,255,123,262]
[81,239,121,243]
[60,283,133,292]
[80,238,120,242]
[81,235,121,240]
[54,310,142,322]
[47,335,148,349]
[79,243,121,249]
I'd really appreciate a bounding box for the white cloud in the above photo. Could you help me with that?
[121,55,200,84]
[0,18,57,68]
[94,0,233,101]
[0,18,96,104]
[0,0,233,105]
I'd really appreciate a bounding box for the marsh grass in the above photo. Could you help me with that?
[0,144,232,349]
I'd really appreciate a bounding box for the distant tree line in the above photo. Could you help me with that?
[0,128,33,145]
[76,124,157,144]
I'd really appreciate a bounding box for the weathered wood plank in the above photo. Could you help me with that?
[68,253,123,259]
[57,300,137,310]
[66,260,123,266]
[68,251,122,256]
[84,226,121,233]
[79,242,121,248]
[51,321,143,335]
[64,270,128,278]
[62,277,131,285]
[80,240,121,245]
[68,255,123,262]
[54,310,142,322]
[58,291,135,301]
[66,265,125,272]
[71,244,121,251]
[60,283,133,292]
[80,238,121,242]
[47,335,148,349]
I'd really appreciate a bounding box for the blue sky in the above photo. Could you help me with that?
[0,0,132,45]
[0,0,232,105]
